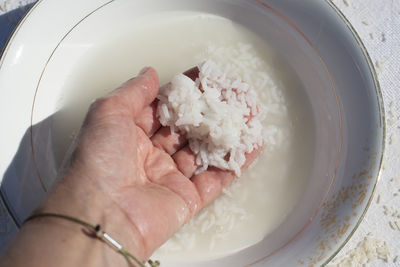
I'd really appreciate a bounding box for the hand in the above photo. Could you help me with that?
[64,67,259,258]
[1,67,260,267]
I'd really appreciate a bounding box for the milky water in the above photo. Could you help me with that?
[53,13,314,262]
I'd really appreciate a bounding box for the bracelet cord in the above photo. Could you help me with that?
[25,213,160,267]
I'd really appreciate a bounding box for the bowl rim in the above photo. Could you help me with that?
[320,1,385,265]
[0,0,385,265]
[0,0,42,228]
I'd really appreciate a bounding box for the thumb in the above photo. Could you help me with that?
[110,67,159,118]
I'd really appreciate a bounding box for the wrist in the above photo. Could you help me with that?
[36,169,147,262]
[18,214,128,267]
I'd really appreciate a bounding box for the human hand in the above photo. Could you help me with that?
[42,67,260,260]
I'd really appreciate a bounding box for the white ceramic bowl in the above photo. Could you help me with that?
[0,0,384,266]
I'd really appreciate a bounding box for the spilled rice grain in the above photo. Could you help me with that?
[327,234,392,266]
[369,33,375,40]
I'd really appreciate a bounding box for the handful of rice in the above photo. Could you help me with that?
[157,60,263,176]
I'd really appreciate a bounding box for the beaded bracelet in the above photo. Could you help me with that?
[25,213,160,267]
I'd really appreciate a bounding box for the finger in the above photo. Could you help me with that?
[109,67,159,118]
[144,146,201,215]
[172,146,197,178]
[86,67,159,123]
[241,146,261,169]
[135,101,161,137]
[150,127,187,155]
[191,167,234,208]
[175,144,261,179]
[191,146,261,207]
[147,66,199,153]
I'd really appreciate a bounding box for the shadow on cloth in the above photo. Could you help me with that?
[0,2,59,254]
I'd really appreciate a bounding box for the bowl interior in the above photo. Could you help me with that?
[0,0,383,266]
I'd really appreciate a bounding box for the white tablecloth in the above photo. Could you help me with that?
[326,0,400,266]
[0,0,399,265]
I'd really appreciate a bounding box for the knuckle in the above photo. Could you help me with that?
[84,96,120,125]
[89,96,119,115]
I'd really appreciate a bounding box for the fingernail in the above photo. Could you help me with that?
[139,67,150,75]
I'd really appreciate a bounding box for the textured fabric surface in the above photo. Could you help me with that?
[327,1,400,266]
[0,0,33,12]
[0,0,399,265]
